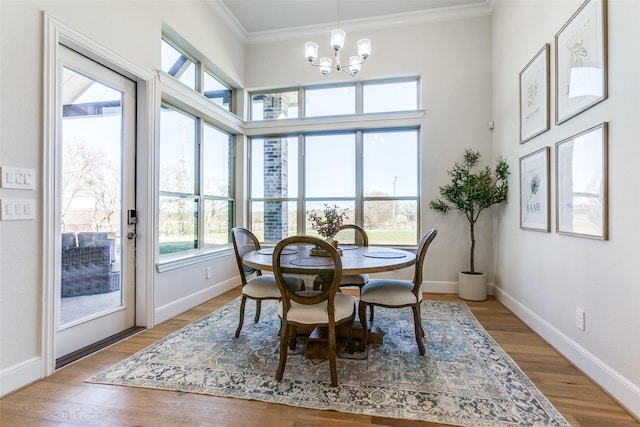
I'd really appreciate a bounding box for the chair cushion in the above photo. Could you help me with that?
[359,279,422,306]
[340,273,369,286]
[278,292,355,324]
[243,275,304,298]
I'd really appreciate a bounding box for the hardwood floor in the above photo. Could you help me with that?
[1,289,638,426]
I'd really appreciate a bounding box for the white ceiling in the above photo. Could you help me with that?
[217,0,490,39]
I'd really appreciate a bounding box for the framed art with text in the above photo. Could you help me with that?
[556,122,608,239]
[519,44,550,143]
[520,147,550,232]
[555,0,608,124]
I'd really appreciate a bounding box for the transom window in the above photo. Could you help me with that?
[249,77,418,121]
[161,37,233,112]
[363,79,418,113]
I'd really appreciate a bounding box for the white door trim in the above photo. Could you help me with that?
[42,13,157,377]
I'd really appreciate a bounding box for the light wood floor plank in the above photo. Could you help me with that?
[1,289,637,426]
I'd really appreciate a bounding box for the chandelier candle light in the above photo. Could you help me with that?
[304,1,371,77]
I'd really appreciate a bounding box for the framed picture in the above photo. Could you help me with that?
[555,0,608,124]
[556,122,608,239]
[520,147,550,232]
[520,44,550,143]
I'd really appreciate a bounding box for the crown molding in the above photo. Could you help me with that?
[208,0,249,42]
[209,0,493,45]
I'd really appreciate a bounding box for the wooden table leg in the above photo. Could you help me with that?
[304,321,383,359]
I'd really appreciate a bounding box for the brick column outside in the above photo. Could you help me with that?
[261,94,289,242]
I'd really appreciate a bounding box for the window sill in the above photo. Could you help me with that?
[156,247,233,273]
[242,110,426,136]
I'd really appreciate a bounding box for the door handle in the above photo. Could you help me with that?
[127,232,136,240]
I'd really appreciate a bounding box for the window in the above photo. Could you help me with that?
[249,77,418,120]
[363,79,418,113]
[204,70,232,111]
[248,77,421,245]
[161,37,234,112]
[249,130,419,246]
[250,90,298,121]
[159,104,233,256]
[362,130,419,245]
[249,136,299,241]
[158,31,238,260]
[305,85,355,117]
[161,39,196,90]
[202,124,233,248]
[305,134,356,198]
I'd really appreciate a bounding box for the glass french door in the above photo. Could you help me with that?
[55,45,136,360]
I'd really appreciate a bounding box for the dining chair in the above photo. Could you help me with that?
[273,235,356,387]
[358,228,438,355]
[313,224,375,322]
[230,227,304,338]
[313,224,369,290]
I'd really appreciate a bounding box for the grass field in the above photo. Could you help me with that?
[159,224,419,255]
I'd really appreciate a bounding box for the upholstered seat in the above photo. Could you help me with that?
[231,227,305,338]
[277,292,355,324]
[358,228,437,355]
[357,280,419,305]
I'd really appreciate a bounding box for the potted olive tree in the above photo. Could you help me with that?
[429,149,509,301]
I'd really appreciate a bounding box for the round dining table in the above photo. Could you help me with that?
[241,243,416,359]
[242,244,416,276]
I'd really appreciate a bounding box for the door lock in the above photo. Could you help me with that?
[128,209,137,225]
[127,232,137,240]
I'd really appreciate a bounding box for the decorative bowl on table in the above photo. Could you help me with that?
[309,246,343,257]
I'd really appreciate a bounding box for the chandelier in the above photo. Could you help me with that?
[304,1,371,77]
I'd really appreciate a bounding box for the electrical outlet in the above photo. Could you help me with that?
[576,308,585,331]
[206,266,212,279]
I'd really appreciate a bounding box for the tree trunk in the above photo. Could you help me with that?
[469,221,475,273]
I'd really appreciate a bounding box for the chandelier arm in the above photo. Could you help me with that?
[308,61,337,71]
[340,68,356,77]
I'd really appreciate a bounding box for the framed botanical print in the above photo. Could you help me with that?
[520,147,550,232]
[555,0,608,124]
[520,44,550,143]
[556,123,608,239]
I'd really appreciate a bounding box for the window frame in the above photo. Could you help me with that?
[248,76,419,121]
[248,127,420,246]
[156,29,243,268]
[161,33,235,114]
[158,102,235,259]
[246,77,422,246]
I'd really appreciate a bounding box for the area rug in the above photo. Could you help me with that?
[87,298,570,426]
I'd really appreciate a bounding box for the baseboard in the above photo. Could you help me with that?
[0,356,42,398]
[422,280,495,295]
[154,278,238,325]
[422,280,457,294]
[494,286,640,420]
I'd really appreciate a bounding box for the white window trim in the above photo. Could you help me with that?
[43,13,157,376]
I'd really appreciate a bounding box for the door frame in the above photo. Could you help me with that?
[43,14,157,376]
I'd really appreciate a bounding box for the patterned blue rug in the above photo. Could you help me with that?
[87,298,570,426]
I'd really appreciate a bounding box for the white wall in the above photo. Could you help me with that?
[492,0,640,416]
[244,15,496,288]
[0,0,245,396]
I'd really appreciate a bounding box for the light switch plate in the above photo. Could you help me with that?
[1,166,36,190]
[0,199,35,220]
